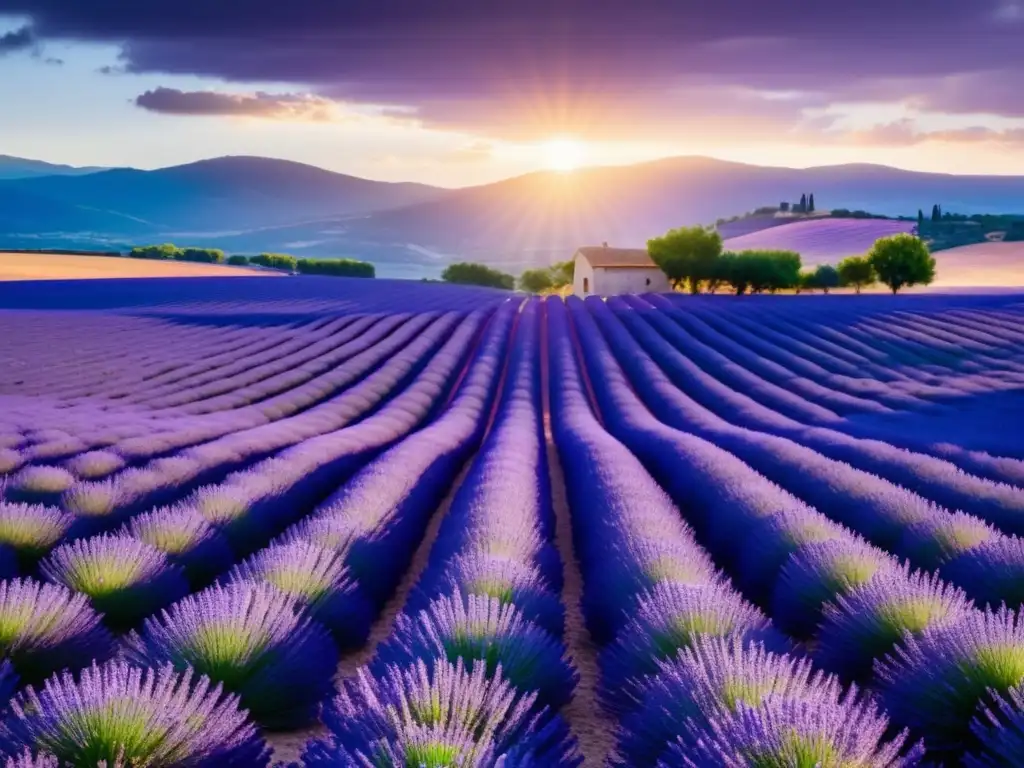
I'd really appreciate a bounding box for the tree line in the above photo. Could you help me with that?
[129,245,375,277]
[648,227,935,295]
[438,260,574,293]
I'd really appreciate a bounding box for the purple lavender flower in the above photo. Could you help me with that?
[967,684,1024,767]
[40,534,189,628]
[600,583,787,711]
[0,502,71,567]
[64,450,126,481]
[772,538,898,638]
[225,540,373,648]
[305,658,580,767]
[615,636,843,767]
[943,536,1024,610]
[376,594,577,712]
[735,509,849,600]
[123,582,339,728]
[877,607,1024,757]
[126,504,235,585]
[413,553,565,637]
[60,479,121,521]
[0,661,269,767]
[0,578,115,683]
[667,692,923,767]
[1,750,60,768]
[816,566,974,681]
[0,449,24,477]
[898,512,1000,569]
[5,467,75,506]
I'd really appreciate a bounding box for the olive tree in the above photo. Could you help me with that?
[867,234,935,294]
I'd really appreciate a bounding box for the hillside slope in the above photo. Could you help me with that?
[0,156,448,233]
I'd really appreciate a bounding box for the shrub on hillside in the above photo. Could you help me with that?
[518,268,554,293]
[295,258,375,278]
[129,244,179,260]
[441,262,514,290]
[727,250,802,294]
[250,253,298,271]
[837,256,877,293]
[227,255,250,266]
[178,247,225,264]
[799,264,840,293]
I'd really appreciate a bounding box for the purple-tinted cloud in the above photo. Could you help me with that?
[134,87,337,121]
[3,1,1023,135]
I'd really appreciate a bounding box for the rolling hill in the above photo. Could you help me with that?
[0,155,109,180]
[2,154,1024,275]
[0,156,447,233]
[721,218,917,266]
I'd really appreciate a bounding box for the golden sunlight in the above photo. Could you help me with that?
[541,138,587,171]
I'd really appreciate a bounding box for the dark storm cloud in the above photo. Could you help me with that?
[2,1,1022,132]
[135,87,337,120]
[0,24,33,54]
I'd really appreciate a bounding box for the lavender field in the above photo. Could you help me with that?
[723,218,917,266]
[1,275,1024,766]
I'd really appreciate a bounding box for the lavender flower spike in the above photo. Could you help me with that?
[615,636,843,767]
[123,582,339,728]
[0,578,116,684]
[667,693,923,767]
[0,502,70,567]
[815,566,974,681]
[305,658,580,767]
[40,534,189,628]
[375,593,578,712]
[877,606,1024,758]
[967,684,1024,767]
[0,660,269,767]
[225,539,373,648]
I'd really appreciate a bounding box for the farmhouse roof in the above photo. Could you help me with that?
[577,246,657,269]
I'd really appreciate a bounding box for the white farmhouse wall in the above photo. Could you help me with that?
[573,253,596,296]
[590,267,669,296]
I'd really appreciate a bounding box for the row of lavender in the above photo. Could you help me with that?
[0,284,517,763]
[0,281,1022,764]
[560,294,1024,764]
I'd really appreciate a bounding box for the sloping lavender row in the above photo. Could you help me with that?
[547,299,922,767]
[303,299,581,765]
[562,295,1024,762]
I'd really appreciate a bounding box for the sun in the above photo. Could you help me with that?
[541,138,586,172]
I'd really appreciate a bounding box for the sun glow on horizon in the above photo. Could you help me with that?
[540,137,587,172]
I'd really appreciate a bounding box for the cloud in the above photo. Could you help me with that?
[0,24,33,54]
[828,119,1024,147]
[4,1,1024,138]
[134,87,341,121]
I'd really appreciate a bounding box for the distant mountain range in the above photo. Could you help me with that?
[2,153,1023,276]
[0,155,109,180]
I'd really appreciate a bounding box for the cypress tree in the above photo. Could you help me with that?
[808,193,815,212]
[800,193,807,213]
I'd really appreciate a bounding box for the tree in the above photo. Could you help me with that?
[867,234,936,294]
[728,250,802,294]
[441,262,514,290]
[647,226,723,293]
[550,260,574,287]
[808,193,816,213]
[931,204,941,222]
[800,193,808,213]
[810,264,840,294]
[519,268,554,293]
[227,255,250,266]
[837,256,876,294]
[917,209,925,226]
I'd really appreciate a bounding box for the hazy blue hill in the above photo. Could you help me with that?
[2,154,1023,272]
[0,156,448,233]
[0,155,109,180]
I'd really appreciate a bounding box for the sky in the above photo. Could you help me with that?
[1,1,1024,187]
